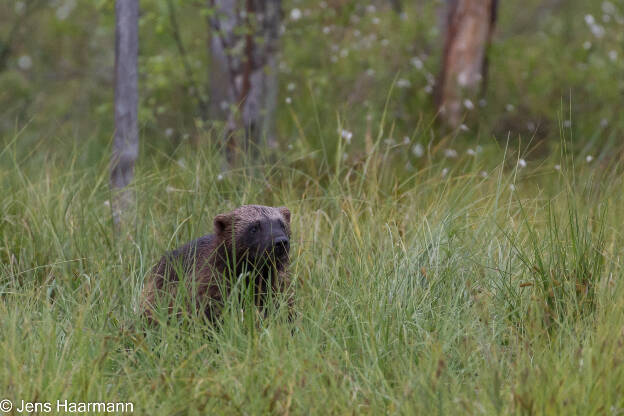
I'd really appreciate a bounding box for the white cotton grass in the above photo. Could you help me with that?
[397,79,411,88]
[18,55,32,70]
[585,14,596,25]
[590,24,605,38]
[412,143,424,158]
[339,129,353,144]
[585,14,605,38]
[410,57,424,70]
[290,8,302,21]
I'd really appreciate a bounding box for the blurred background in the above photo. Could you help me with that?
[0,0,622,173]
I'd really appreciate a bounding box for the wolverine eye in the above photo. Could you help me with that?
[249,223,260,234]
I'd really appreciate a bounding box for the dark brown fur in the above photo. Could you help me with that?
[141,205,293,323]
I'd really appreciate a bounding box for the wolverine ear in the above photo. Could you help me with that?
[278,206,291,223]
[214,213,232,235]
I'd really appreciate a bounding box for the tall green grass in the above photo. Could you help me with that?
[1,129,623,415]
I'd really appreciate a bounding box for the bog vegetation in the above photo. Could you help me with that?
[1,0,624,414]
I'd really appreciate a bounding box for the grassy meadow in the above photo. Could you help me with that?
[2,126,624,414]
[2,0,624,414]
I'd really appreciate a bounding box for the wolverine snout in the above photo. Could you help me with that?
[271,236,290,258]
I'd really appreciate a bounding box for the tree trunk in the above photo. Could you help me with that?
[208,0,281,164]
[436,0,498,128]
[208,0,237,123]
[111,0,139,228]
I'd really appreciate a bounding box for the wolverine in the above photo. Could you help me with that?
[141,205,293,323]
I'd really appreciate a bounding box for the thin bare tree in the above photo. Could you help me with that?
[208,0,282,164]
[111,0,139,228]
[436,0,498,128]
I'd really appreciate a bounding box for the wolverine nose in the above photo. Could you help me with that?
[272,237,290,257]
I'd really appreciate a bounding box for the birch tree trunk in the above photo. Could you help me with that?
[208,0,281,164]
[111,0,139,228]
[436,0,498,128]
